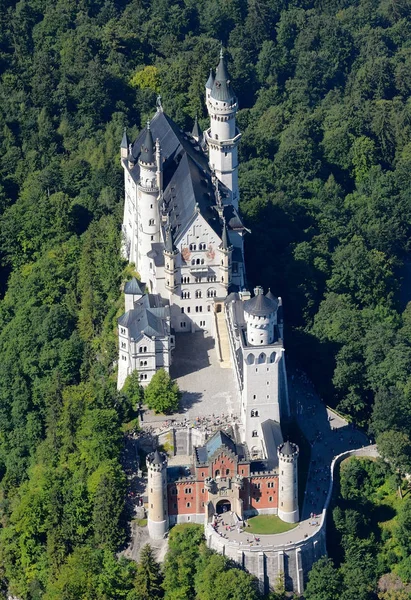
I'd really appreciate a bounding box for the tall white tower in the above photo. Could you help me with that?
[136,123,161,286]
[205,50,241,209]
[278,441,299,523]
[147,449,169,539]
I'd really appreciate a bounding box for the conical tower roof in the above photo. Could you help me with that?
[265,289,279,310]
[280,441,296,456]
[121,127,128,149]
[244,287,277,317]
[191,116,202,140]
[152,449,162,465]
[206,68,215,89]
[210,49,235,103]
[139,122,155,164]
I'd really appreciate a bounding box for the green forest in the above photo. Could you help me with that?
[0,0,411,597]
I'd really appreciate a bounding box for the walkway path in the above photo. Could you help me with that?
[215,311,232,368]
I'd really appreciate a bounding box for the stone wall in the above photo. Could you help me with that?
[206,524,326,594]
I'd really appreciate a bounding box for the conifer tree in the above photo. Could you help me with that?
[134,544,163,600]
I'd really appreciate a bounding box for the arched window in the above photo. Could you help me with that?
[201,258,205,265]
[252,430,258,437]
[195,290,202,299]
[225,469,230,475]
[196,258,200,265]
[258,353,266,364]
[149,218,155,226]
[247,354,255,365]
[181,290,190,299]
[191,259,195,265]
[215,469,220,477]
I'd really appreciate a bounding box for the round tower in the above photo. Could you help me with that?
[278,441,299,523]
[205,50,241,208]
[137,122,160,279]
[164,227,178,292]
[243,286,278,346]
[219,219,232,289]
[147,449,168,539]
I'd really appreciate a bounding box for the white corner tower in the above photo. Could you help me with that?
[147,449,169,539]
[136,123,161,287]
[278,441,299,523]
[205,50,241,209]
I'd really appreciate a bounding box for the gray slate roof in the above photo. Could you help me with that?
[191,116,202,140]
[139,124,155,164]
[206,69,214,89]
[121,127,128,149]
[210,52,236,103]
[244,293,277,317]
[152,449,162,465]
[127,109,245,252]
[124,277,145,295]
[118,293,169,339]
[280,440,297,456]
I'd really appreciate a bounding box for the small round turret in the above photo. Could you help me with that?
[278,441,299,523]
[147,449,168,539]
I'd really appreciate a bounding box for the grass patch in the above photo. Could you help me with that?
[246,515,297,535]
[135,518,147,527]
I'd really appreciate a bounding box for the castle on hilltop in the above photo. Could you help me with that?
[118,52,299,547]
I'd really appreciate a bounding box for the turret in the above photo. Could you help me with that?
[243,286,278,346]
[120,127,128,160]
[164,228,178,292]
[147,449,168,539]
[219,219,232,290]
[205,50,241,208]
[124,277,145,312]
[278,441,299,523]
[191,116,202,144]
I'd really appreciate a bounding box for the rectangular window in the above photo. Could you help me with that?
[185,488,192,494]
[181,307,184,313]
[187,502,191,508]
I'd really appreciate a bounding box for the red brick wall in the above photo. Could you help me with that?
[167,482,199,515]
[249,476,278,510]
[211,452,235,478]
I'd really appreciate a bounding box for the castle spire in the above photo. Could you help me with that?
[120,127,128,149]
[210,48,235,103]
[139,121,155,165]
[191,115,202,142]
[206,68,214,90]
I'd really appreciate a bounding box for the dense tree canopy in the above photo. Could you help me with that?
[0,0,410,596]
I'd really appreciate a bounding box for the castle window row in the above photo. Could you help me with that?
[139,346,148,353]
[246,352,277,365]
[189,243,207,251]
[191,258,205,265]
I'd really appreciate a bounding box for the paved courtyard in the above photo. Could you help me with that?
[142,331,240,424]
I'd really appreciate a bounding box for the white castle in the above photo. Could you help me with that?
[118,51,290,460]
